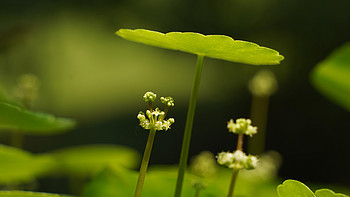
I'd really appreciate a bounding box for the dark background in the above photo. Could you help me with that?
[1,0,350,190]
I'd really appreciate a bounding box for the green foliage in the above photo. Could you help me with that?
[51,144,140,178]
[311,43,350,112]
[0,191,71,197]
[0,102,75,135]
[82,165,282,197]
[116,29,284,65]
[0,145,56,184]
[82,167,226,197]
[277,180,349,197]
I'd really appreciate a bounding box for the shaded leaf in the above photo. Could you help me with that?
[51,144,140,177]
[0,102,75,135]
[82,167,224,197]
[315,189,349,197]
[277,180,315,197]
[0,191,71,197]
[116,29,284,65]
[311,43,350,112]
[0,145,56,184]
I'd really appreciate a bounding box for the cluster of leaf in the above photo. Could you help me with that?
[81,166,349,197]
[0,88,140,196]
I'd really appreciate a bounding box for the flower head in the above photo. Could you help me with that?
[138,91,175,131]
[227,118,257,137]
[143,91,157,102]
[216,150,258,170]
[248,70,277,97]
[160,96,175,107]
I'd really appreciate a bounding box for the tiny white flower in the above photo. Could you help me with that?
[216,152,234,166]
[137,112,146,121]
[244,155,259,170]
[155,121,163,130]
[151,108,165,117]
[232,150,247,163]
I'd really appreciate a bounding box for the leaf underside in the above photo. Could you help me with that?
[116,29,284,65]
[0,102,75,135]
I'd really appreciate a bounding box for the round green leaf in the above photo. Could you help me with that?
[116,29,284,65]
[0,145,56,184]
[311,43,350,112]
[51,144,140,177]
[0,191,71,197]
[0,102,75,135]
[277,180,315,197]
[315,189,349,197]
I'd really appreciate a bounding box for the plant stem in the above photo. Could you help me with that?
[194,188,200,197]
[134,128,157,197]
[175,55,204,197]
[227,133,244,197]
[227,169,239,197]
[248,95,269,154]
[236,134,244,151]
[11,131,24,148]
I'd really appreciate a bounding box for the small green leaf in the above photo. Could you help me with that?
[0,191,71,197]
[0,145,56,184]
[315,189,349,197]
[277,180,315,197]
[116,29,284,65]
[311,43,350,112]
[0,102,75,135]
[51,144,140,177]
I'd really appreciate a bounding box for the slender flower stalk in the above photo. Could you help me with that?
[175,55,204,197]
[217,118,259,197]
[248,70,277,154]
[11,74,40,148]
[134,91,175,197]
[134,128,156,197]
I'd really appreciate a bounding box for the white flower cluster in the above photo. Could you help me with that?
[217,150,258,170]
[143,91,157,102]
[160,96,175,107]
[227,118,257,137]
[137,108,175,131]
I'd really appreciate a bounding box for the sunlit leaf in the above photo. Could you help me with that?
[51,144,140,177]
[0,102,75,135]
[0,191,71,197]
[116,29,284,65]
[311,43,350,112]
[315,189,349,197]
[277,180,315,197]
[0,145,56,184]
[277,180,349,197]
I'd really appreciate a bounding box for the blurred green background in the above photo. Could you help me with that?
[0,0,349,193]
